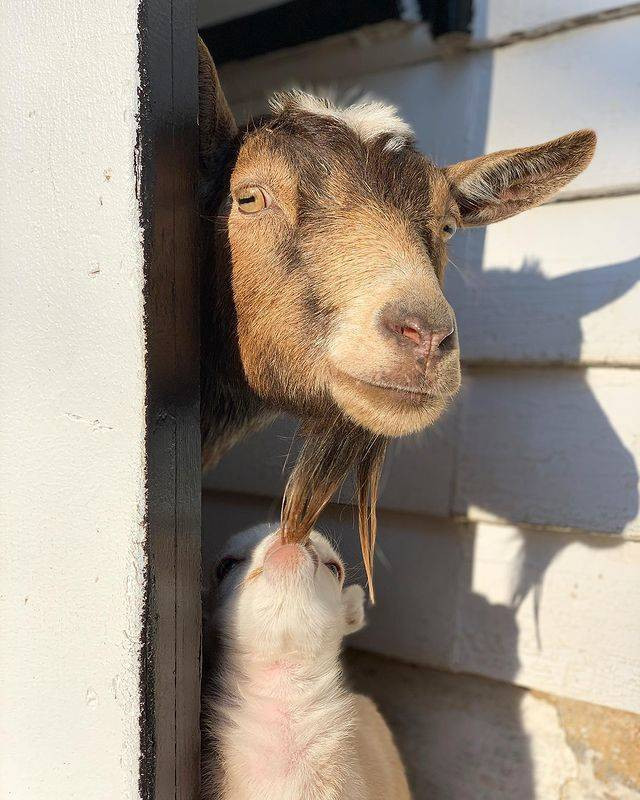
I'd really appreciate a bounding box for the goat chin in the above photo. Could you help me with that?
[201,529,412,800]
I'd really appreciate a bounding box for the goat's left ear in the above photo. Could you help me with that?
[342,584,366,635]
[444,129,596,226]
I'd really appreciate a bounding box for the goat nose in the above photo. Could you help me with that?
[383,313,456,363]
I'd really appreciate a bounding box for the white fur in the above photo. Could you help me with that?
[270,90,414,151]
[202,526,411,800]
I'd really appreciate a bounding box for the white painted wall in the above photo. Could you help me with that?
[0,3,145,799]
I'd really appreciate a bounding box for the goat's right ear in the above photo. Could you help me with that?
[198,36,237,172]
[342,584,366,635]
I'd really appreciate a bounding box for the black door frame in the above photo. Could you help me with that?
[137,2,201,798]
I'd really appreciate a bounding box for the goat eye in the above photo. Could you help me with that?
[326,561,342,581]
[216,557,242,583]
[236,187,269,214]
[442,220,457,241]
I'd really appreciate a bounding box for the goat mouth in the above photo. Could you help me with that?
[331,369,436,404]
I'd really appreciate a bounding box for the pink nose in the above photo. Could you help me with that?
[263,541,317,580]
[265,542,305,569]
[386,317,454,361]
[382,311,456,368]
[393,322,452,349]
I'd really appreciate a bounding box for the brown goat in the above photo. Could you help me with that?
[198,39,595,589]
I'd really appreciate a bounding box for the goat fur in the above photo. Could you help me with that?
[202,526,411,800]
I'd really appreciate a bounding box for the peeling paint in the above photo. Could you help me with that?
[64,412,114,431]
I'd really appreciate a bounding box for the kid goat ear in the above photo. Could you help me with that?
[444,129,596,226]
[342,584,366,635]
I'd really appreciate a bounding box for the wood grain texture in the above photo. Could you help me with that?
[201,492,640,713]
[138,3,200,798]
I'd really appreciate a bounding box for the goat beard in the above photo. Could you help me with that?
[280,415,388,602]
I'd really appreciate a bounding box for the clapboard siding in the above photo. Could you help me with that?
[382,368,640,534]
[484,16,640,195]
[201,407,459,519]
[201,409,459,518]
[201,491,640,713]
[202,415,299,498]
[200,3,640,755]
[473,0,640,39]
[220,16,640,196]
[455,368,640,536]
[448,194,640,365]
[216,24,439,108]
[457,521,640,712]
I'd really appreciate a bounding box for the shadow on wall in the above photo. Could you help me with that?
[448,252,640,581]
[400,254,638,798]
[346,254,639,799]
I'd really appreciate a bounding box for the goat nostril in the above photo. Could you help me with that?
[398,325,422,346]
[382,306,456,357]
[384,317,428,348]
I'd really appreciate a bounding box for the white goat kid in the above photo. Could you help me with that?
[202,526,411,800]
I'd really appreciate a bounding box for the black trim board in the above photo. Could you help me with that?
[199,0,473,65]
[137,2,201,798]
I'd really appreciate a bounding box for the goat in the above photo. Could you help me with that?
[202,525,412,800]
[198,39,596,584]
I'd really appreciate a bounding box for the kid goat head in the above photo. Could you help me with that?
[198,39,596,583]
[212,527,365,663]
[202,528,414,800]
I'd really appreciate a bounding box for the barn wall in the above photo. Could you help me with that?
[0,3,146,798]
[200,2,640,797]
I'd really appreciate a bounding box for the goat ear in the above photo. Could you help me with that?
[342,584,366,635]
[198,36,237,172]
[444,129,596,226]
